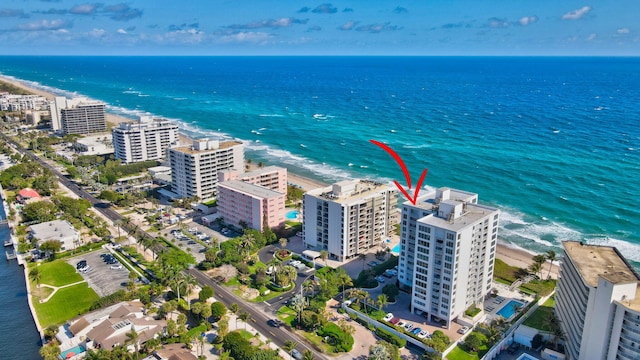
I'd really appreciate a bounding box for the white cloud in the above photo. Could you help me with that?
[617,28,630,34]
[17,19,68,31]
[117,29,127,34]
[587,33,597,41]
[89,28,106,38]
[518,16,538,26]
[220,31,271,43]
[562,6,591,20]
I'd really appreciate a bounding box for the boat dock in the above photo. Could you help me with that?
[5,250,17,260]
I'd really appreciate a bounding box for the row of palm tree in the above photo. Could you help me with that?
[529,250,558,279]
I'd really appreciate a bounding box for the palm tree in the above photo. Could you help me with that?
[125,328,141,355]
[546,250,557,279]
[183,273,197,310]
[528,262,542,278]
[303,349,315,360]
[238,311,251,330]
[319,250,328,265]
[29,267,41,289]
[283,340,297,360]
[359,253,367,270]
[336,268,353,296]
[377,294,389,312]
[229,303,239,329]
[303,280,315,298]
[279,237,288,250]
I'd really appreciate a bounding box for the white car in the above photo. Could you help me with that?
[418,330,429,339]
[383,313,394,322]
[290,260,302,267]
[458,326,470,334]
[110,263,123,270]
[397,320,406,328]
[404,322,414,331]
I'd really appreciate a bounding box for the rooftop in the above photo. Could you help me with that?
[219,179,283,198]
[563,241,639,287]
[171,140,242,155]
[307,179,394,204]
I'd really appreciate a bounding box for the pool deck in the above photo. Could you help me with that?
[483,281,536,321]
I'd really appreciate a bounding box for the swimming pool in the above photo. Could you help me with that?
[60,345,86,359]
[285,210,299,220]
[391,243,401,254]
[497,300,524,319]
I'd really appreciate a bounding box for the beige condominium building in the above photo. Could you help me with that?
[169,139,243,201]
[302,179,398,261]
[556,241,640,360]
[50,96,106,135]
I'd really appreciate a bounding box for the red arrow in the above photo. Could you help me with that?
[370,139,428,205]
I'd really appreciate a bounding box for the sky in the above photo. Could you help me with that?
[0,1,638,56]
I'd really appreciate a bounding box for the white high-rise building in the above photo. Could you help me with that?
[556,241,640,360]
[302,179,398,261]
[112,116,179,164]
[50,96,106,134]
[169,139,243,201]
[398,187,499,327]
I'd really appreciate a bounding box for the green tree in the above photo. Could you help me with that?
[377,294,389,312]
[283,340,297,359]
[319,250,328,265]
[211,302,227,322]
[199,285,214,302]
[39,342,61,360]
[39,240,63,259]
[22,201,57,223]
[279,237,288,250]
[303,349,315,360]
[125,328,141,355]
[238,310,251,330]
[464,332,482,352]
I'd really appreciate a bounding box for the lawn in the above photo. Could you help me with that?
[36,260,83,287]
[447,345,480,360]
[523,296,556,329]
[33,283,99,326]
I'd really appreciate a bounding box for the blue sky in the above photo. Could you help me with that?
[0,1,638,55]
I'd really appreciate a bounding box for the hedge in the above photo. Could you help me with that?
[375,327,406,348]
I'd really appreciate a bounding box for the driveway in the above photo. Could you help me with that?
[67,249,131,297]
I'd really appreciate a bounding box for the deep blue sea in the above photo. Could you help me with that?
[1,56,639,262]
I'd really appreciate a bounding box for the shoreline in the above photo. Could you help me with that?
[0,75,557,276]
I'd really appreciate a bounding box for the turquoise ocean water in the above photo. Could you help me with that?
[0,56,638,262]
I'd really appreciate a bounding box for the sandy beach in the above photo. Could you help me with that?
[0,75,557,276]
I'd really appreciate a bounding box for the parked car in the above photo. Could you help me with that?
[291,349,303,360]
[110,263,123,270]
[404,323,414,331]
[383,313,394,322]
[397,321,406,328]
[411,327,422,335]
[390,317,401,325]
[375,276,386,283]
[418,330,429,339]
[367,261,379,267]
[458,326,470,334]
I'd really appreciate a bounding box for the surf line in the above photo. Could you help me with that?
[370,139,428,206]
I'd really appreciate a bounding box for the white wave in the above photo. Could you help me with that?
[498,209,582,248]
[402,144,432,149]
[587,237,640,262]
[122,90,141,94]
[259,114,283,117]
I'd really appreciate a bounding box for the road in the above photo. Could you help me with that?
[1,134,327,359]
[188,268,326,360]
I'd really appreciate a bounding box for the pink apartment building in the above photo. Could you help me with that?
[217,180,286,231]
[218,166,288,193]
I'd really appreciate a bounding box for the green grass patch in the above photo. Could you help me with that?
[37,260,83,287]
[186,324,208,338]
[299,330,333,353]
[523,296,556,330]
[277,305,297,326]
[521,279,556,296]
[447,345,480,360]
[33,283,99,326]
[493,259,520,284]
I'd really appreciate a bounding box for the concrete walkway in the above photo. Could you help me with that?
[37,280,88,302]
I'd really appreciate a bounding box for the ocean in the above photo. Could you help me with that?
[0,56,638,263]
[0,195,42,358]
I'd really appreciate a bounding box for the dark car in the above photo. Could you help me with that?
[76,260,87,270]
[507,343,519,354]
[268,319,283,328]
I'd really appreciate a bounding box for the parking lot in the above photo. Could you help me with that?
[67,250,131,297]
